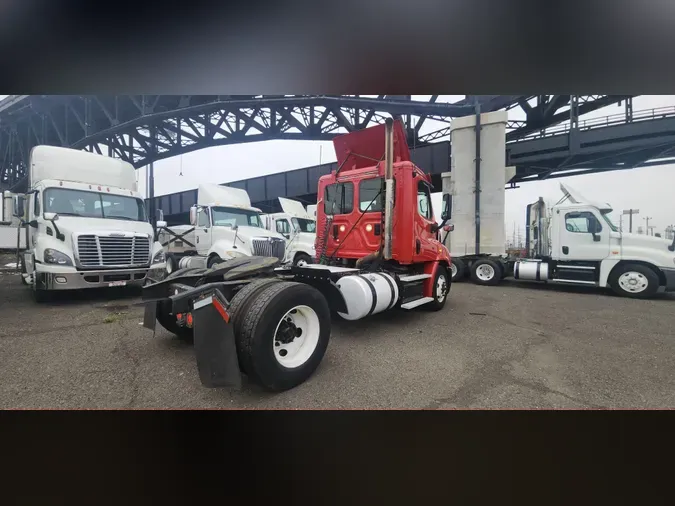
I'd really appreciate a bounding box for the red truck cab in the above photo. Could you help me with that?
[315,120,451,294]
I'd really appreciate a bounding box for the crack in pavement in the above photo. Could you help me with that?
[423,312,592,409]
[115,322,140,408]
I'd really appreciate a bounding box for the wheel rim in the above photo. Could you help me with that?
[273,305,321,368]
[476,264,495,281]
[450,263,458,279]
[618,271,649,293]
[436,273,448,302]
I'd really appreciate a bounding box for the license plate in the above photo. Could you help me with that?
[109,281,127,287]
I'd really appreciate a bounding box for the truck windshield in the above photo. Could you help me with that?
[211,207,264,228]
[292,218,316,233]
[601,210,619,232]
[44,188,147,221]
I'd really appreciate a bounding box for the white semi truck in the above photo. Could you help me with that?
[441,110,675,299]
[158,183,288,273]
[261,197,316,266]
[11,145,167,302]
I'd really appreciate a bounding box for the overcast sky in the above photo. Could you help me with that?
[3,94,674,235]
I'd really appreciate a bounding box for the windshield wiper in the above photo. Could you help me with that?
[107,216,139,221]
[52,212,85,217]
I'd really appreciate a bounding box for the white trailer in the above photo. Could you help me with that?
[158,184,288,273]
[440,111,675,299]
[261,197,316,265]
[10,145,167,302]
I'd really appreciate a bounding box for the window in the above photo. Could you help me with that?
[417,180,432,220]
[565,212,601,233]
[292,218,316,233]
[197,208,210,227]
[324,182,354,215]
[211,207,264,228]
[276,219,290,235]
[359,178,384,212]
[34,192,40,216]
[44,188,146,221]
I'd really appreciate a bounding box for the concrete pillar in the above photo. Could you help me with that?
[448,110,508,256]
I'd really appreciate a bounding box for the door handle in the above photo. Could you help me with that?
[562,246,569,255]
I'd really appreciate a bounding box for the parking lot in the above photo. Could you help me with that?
[1,266,674,409]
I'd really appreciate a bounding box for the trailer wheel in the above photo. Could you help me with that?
[293,253,312,266]
[609,263,659,299]
[470,258,501,286]
[450,258,467,282]
[425,265,450,311]
[236,281,331,392]
[156,300,194,343]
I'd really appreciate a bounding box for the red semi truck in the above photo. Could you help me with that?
[140,118,453,391]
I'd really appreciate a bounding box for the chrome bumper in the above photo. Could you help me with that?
[34,265,166,291]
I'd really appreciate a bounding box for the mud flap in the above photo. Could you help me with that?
[191,290,242,389]
[142,302,158,331]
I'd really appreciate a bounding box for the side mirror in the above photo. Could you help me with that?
[189,206,198,226]
[43,212,59,222]
[441,194,452,221]
[156,220,167,229]
[13,195,25,218]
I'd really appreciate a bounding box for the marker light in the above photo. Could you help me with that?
[365,224,373,232]
[339,225,346,232]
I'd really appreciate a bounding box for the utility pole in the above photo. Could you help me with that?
[622,209,639,233]
[644,216,653,235]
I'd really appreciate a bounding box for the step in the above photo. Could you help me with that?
[551,278,597,285]
[400,297,434,309]
[557,265,596,270]
[399,274,432,282]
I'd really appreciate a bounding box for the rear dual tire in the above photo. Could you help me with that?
[470,258,502,286]
[155,278,331,391]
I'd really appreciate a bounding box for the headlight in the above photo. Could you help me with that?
[44,249,73,266]
[152,250,166,264]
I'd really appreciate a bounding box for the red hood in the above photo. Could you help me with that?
[332,119,411,172]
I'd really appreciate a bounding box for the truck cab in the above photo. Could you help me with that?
[160,184,288,270]
[14,145,166,302]
[525,183,675,297]
[262,198,316,265]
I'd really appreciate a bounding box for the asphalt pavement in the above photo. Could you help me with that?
[1,267,674,409]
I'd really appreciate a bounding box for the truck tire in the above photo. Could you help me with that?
[450,258,467,282]
[32,287,51,303]
[207,254,224,269]
[155,300,194,343]
[425,265,450,311]
[236,281,331,392]
[165,253,177,275]
[470,258,501,286]
[609,263,660,299]
[293,253,312,266]
[229,278,283,340]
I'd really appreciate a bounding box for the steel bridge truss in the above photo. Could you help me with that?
[0,94,633,191]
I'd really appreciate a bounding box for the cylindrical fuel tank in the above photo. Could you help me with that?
[336,272,399,321]
[179,256,207,270]
[513,260,549,281]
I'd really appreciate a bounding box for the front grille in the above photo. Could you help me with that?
[77,234,151,268]
[251,237,286,261]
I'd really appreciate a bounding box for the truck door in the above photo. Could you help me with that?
[413,178,439,261]
[556,208,610,261]
[195,206,212,255]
